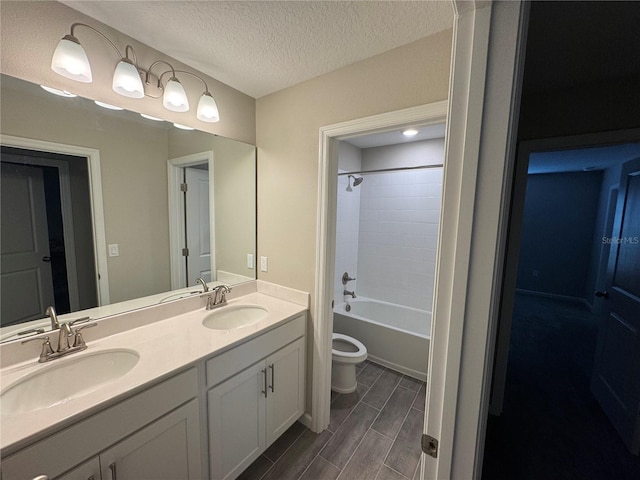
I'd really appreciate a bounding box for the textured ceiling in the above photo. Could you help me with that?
[60,0,454,98]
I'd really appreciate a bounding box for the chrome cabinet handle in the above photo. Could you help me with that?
[109,462,118,480]
[32,476,49,480]
[261,368,268,398]
[42,256,51,262]
[269,364,275,392]
[595,290,609,299]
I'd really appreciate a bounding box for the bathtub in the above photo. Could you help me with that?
[333,297,430,381]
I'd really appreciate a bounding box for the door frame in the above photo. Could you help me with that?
[167,151,215,290]
[313,101,448,432]
[0,134,110,305]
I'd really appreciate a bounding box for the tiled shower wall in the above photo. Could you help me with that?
[357,167,442,311]
[335,139,443,312]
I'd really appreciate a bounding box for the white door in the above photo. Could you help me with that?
[591,157,640,454]
[1,162,55,325]
[185,166,211,285]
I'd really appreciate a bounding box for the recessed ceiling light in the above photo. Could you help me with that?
[94,100,123,110]
[403,128,419,137]
[140,113,164,122]
[173,123,195,131]
[40,85,77,97]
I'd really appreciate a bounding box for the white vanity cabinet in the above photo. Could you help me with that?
[1,368,201,480]
[206,315,306,480]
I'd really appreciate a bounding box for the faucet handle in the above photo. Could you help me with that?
[72,322,97,348]
[22,336,54,362]
[69,316,91,326]
[342,272,356,285]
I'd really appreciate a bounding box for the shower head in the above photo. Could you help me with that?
[348,175,364,187]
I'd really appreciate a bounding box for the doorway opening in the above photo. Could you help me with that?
[168,151,215,290]
[483,139,640,479]
[1,146,98,326]
[313,101,448,432]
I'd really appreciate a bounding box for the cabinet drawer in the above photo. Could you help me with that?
[206,314,305,388]
[2,368,198,480]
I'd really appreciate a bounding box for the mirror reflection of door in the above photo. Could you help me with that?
[0,147,98,327]
[184,165,211,286]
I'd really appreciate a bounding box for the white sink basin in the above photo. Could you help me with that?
[202,305,268,330]
[1,349,139,414]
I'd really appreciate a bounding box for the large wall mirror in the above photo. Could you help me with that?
[0,74,256,342]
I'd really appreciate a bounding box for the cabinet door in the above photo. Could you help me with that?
[100,399,201,480]
[55,458,101,480]
[208,361,266,480]
[266,337,305,445]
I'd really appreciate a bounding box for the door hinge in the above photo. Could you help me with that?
[180,182,188,192]
[331,300,334,308]
[182,247,189,257]
[422,434,438,458]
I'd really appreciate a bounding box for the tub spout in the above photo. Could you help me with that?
[343,290,357,298]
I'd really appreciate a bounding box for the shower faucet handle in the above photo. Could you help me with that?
[342,272,356,285]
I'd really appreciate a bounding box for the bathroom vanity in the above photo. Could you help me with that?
[0,282,308,480]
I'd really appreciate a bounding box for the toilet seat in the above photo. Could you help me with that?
[332,333,367,362]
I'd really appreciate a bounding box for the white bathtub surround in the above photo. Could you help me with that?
[0,280,308,453]
[335,168,361,303]
[357,167,442,311]
[334,297,430,380]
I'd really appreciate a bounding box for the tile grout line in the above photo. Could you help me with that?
[258,425,309,480]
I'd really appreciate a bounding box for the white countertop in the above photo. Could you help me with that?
[0,288,307,454]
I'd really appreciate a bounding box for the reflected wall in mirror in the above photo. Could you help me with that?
[0,74,256,339]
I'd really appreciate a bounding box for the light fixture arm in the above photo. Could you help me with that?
[147,60,177,87]
[68,23,124,59]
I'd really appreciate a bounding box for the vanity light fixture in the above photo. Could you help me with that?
[51,22,220,122]
[402,128,419,137]
[140,113,164,121]
[40,85,77,97]
[173,123,195,131]
[94,100,124,110]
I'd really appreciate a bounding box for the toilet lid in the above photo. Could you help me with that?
[332,333,367,358]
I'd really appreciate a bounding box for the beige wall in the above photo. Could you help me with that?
[256,30,452,296]
[0,0,255,145]
[168,131,256,279]
[256,30,452,411]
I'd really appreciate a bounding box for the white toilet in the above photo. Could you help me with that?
[331,333,368,393]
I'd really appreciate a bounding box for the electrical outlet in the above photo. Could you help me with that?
[247,254,254,269]
[260,256,268,272]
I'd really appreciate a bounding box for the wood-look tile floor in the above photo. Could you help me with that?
[238,361,426,480]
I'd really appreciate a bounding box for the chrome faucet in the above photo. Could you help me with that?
[45,305,60,329]
[204,284,232,310]
[195,277,209,293]
[22,314,96,363]
[344,289,357,298]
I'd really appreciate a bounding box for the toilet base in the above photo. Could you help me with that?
[331,362,357,393]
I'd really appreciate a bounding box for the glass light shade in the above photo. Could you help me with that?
[173,123,195,130]
[51,35,92,83]
[112,59,144,98]
[94,100,123,110]
[40,85,77,97]
[163,77,189,112]
[197,92,220,122]
[402,128,418,137]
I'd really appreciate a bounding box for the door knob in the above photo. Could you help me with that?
[595,291,609,299]
[42,256,51,262]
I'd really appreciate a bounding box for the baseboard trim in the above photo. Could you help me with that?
[515,288,591,310]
